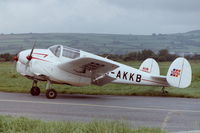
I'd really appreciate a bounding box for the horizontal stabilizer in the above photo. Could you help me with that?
[150,75,169,86]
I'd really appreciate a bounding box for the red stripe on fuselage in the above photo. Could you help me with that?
[32,57,49,62]
[33,53,48,57]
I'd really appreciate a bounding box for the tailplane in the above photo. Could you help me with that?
[166,57,192,88]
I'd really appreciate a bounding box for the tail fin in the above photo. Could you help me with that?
[166,57,192,88]
[139,58,160,75]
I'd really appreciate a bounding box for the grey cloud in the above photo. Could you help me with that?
[0,0,199,34]
[104,0,200,12]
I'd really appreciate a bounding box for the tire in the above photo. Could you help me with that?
[30,87,40,96]
[46,89,57,99]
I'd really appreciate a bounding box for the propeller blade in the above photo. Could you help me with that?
[27,41,36,61]
[30,41,36,56]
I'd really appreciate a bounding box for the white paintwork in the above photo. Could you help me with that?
[16,45,192,88]
[167,57,192,88]
[139,58,160,75]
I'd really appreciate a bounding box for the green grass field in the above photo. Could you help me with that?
[0,61,199,98]
[0,115,165,133]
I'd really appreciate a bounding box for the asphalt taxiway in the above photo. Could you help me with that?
[0,92,199,132]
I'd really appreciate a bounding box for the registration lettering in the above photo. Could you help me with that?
[115,70,141,82]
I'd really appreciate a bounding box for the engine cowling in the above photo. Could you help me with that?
[18,50,31,64]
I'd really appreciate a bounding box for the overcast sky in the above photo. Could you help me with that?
[0,0,199,34]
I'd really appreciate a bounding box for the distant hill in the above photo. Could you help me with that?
[0,30,200,55]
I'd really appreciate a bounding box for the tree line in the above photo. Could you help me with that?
[0,49,199,62]
[100,49,200,62]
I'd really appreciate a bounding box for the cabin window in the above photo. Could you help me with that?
[62,47,80,59]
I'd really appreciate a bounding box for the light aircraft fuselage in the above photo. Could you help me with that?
[15,45,192,99]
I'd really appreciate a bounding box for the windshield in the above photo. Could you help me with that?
[62,46,80,59]
[49,45,61,57]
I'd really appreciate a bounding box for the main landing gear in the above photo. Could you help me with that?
[30,80,40,96]
[161,86,168,95]
[30,80,57,99]
[45,80,57,99]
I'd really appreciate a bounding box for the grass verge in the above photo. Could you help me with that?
[0,115,165,133]
[0,61,199,98]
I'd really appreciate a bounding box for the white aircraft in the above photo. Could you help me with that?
[14,44,192,99]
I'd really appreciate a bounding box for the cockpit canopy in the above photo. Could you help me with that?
[63,46,80,59]
[49,45,61,57]
[49,45,80,59]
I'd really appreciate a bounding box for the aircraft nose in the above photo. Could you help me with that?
[18,52,21,60]
[17,51,28,64]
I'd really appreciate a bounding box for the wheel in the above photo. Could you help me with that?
[46,89,57,99]
[161,90,168,96]
[30,87,40,96]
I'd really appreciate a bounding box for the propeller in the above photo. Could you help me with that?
[12,45,24,74]
[11,41,37,72]
[26,41,36,61]
[25,41,37,70]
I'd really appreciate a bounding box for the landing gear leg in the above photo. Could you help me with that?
[161,86,168,95]
[30,80,40,96]
[45,80,57,99]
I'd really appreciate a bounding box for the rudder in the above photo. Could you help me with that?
[166,57,192,88]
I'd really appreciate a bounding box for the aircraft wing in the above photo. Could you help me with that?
[58,57,119,78]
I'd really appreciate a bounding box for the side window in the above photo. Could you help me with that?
[50,46,61,57]
[63,48,80,59]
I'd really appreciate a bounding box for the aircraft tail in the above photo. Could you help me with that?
[139,58,160,75]
[166,57,192,88]
[141,57,192,88]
